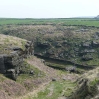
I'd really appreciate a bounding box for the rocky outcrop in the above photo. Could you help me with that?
[0,41,34,80]
[82,41,91,48]
[24,41,34,55]
[82,54,93,61]
[34,38,99,67]
[67,67,99,99]
[68,78,98,99]
[0,51,24,80]
[92,40,99,47]
[65,66,77,73]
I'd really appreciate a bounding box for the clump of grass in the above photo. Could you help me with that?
[16,60,45,84]
[0,74,7,82]
[89,78,99,86]
[31,80,76,99]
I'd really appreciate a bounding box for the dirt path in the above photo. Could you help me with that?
[16,56,59,99]
[27,56,76,81]
[16,56,77,99]
[27,56,59,79]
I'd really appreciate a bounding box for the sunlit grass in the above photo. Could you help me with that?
[24,80,76,99]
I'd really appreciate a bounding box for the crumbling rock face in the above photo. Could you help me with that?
[82,54,93,61]
[0,41,34,80]
[34,38,99,67]
[67,67,99,99]
[24,41,34,56]
[0,55,5,73]
[0,51,24,80]
[68,78,98,99]
[92,40,99,47]
[82,41,91,48]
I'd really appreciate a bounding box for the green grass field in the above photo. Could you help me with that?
[0,18,99,27]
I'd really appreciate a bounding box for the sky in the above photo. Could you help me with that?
[0,0,99,18]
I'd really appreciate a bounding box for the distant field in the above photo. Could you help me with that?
[0,18,99,27]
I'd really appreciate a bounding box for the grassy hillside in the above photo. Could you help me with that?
[24,80,76,99]
[0,34,45,99]
[0,34,78,99]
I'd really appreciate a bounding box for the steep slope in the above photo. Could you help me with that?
[0,34,44,99]
[0,34,77,99]
[68,67,99,99]
[0,34,26,98]
[0,74,26,99]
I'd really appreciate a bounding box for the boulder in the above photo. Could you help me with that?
[29,70,34,75]
[6,69,18,80]
[52,78,57,81]
[82,41,91,48]
[92,41,99,47]
[65,66,77,73]
[82,55,93,61]
[25,41,34,55]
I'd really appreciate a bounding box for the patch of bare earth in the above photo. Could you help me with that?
[27,56,76,81]
[0,75,26,99]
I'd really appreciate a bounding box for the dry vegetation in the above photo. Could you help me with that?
[0,34,27,54]
[0,74,26,99]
